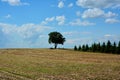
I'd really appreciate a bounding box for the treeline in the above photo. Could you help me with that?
[74,40,120,54]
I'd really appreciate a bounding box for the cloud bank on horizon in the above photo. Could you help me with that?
[0,0,120,48]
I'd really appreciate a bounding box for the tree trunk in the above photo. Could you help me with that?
[54,44,57,49]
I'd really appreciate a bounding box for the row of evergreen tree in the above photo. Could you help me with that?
[74,40,120,54]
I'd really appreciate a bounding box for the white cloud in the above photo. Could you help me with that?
[58,1,64,8]
[68,3,73,8]
[41,17,55,25]
[69,19,95,26]
[0,23,51,37]
[1,0,29,6]
[104,34,113,37]
[76,0,120,8]
[41,21,47,25]
[82,8,104,18]
[0,22,52,48]
[82,8,117,18]
[63,31,79,35]
[45,17,55,22]
[56,15,65,25]
[41,16,65,26]
[5,14,11,19]
[105,18,120,24]
[63,31,91,37]
[104,12,117,18]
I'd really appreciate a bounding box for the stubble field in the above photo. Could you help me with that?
[0,49,120,80]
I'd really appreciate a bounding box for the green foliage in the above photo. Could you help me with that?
[85,44,89,51]
[101,42,106,53]
[74,45,77,50]
[74,40,120,54]
[117,41,120,54]
[78,45,81,51]
[106,40,112,53]
[48,31,65,49]
[112,42,116,53]
[91,43,97,52]
[96,42,101,52]
[82,45,86,51]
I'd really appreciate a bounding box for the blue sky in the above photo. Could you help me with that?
[0,0,120,48]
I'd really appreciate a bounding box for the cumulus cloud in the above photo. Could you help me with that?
[58,1,64,8]
[82,8,104,18]
[104,12,117,18]
[41,17,55,25]
[105,18,120,24]
[1,0,29,6]
[69,19,95,26]
[76,0,120,8]
[82,8,117,18]
[45,17,55,22]
[0,23,52,48]
[41,16,65,26]
[56,15,65,25]
[68,3,73,8]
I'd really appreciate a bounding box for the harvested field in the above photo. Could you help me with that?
[0,49,120,80]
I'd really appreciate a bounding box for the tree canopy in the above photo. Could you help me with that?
[48,31,65,49]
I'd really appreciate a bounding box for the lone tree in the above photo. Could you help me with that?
[48,31,66,49]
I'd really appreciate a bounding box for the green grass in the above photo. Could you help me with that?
[0,49,120,80]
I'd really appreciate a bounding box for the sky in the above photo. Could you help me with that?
[0,0,120,48]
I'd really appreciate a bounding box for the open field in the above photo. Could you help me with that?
[0,49,120,80]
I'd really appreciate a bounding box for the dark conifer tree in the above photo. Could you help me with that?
[82,45,85,51]
[112,42,116,53]
[101,42,106,53]
[85,44,89,51]
[78,45,81,51]
[117,41,120,54]
[91,44,94,52]
[97,42,101,52]
[74,45,77,51]
[89,46,92,52]
[106,40,112,53]
[91,43,97,52]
